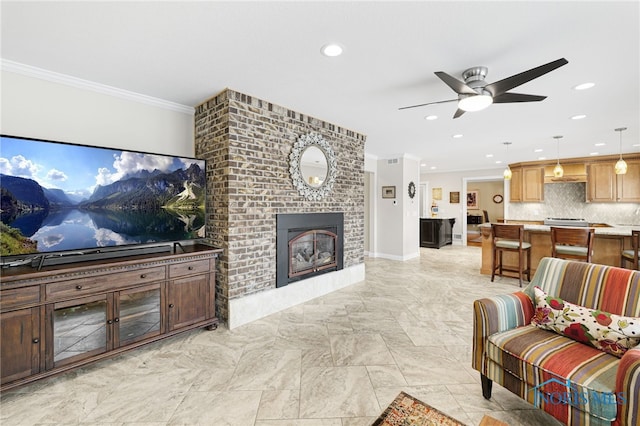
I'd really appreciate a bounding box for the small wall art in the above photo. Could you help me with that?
[432,187,442,200]
[382,186,396,199]
[450,191,460,204]
[467,190,479,208]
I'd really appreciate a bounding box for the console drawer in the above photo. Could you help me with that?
[169,259,210,278]
[0,286,40,312]
[45,266,166,300]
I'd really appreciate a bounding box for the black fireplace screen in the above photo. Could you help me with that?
[289,230,337,278]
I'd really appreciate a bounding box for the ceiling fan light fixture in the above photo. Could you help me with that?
[458,94,493,112]
[574,82,595,91]
[615,127,628,175]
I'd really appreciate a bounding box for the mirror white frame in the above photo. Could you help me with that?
[289,132,337,200]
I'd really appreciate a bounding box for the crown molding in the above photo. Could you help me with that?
[1,59,195,115]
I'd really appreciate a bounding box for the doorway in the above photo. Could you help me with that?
[462,176,506,246]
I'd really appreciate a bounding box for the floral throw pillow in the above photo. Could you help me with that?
[531,286,640,357]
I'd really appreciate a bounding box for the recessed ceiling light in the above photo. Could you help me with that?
[495,160,503,164]
[425,115,438,121]
[320,43,344,57]
[452,134,463,139]
[590,152,599,156]
[633,143,640,148]
[538,156,547,160]
[430,166,437,170]
[571,114,587,120]
[486,154,494,158]
[421,163,426,167]
[595,143,606,147]
[574,82,595,90]
[534,148,543,153]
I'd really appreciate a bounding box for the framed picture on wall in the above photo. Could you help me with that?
[467,190,478,208]
[450,191,460,204]
[432,187,442,200]
[382,186,396,199]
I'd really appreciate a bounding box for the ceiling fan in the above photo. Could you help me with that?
[399,58,568,118]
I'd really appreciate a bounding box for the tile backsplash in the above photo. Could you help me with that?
[508,182,640,225]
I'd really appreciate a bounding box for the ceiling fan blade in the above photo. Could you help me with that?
[492,92,547,103]
[453,108,466,119]
[485,58,568,97]
[435,71,477,95]
[398,99,457,110]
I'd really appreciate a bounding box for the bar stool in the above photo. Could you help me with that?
[621,230,639,270]
[491,224,531,287]
[550,227,594,263]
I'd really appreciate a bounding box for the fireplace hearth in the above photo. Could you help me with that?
[276,213,344,288]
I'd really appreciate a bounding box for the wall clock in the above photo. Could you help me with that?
[493,194,503,204]
[408,181,416,199]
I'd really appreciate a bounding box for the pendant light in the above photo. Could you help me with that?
[503,142,512,180]
[614,127,628,175]
[553,135,564,178]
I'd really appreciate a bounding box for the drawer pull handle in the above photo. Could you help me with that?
[140,274,147,278]
[76,285,83,290]
[107,320,113,325]
[33,338,39,344]
[169,304,175,308]
[114,318,119,323]
[188,266,194,270]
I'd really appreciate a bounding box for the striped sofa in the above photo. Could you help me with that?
[473,257,639,426]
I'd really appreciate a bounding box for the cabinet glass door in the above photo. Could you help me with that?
[117,284,161,346]
[52,296,108,366]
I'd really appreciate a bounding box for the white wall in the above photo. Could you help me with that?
[1,70,194,156]
[370,155,420,260]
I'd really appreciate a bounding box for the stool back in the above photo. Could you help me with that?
[550,226,594,262]
[492,223,524,243]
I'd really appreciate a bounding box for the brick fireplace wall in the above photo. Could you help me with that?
[194,89,366,322]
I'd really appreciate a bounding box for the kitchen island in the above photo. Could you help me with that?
[479,222,640,276]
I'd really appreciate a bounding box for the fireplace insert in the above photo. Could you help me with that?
[276,213,344,287]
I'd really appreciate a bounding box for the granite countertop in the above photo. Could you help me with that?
[479,222,640,236]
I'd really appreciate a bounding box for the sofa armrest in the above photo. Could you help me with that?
[615,346,640,426]
[472,291,534,373]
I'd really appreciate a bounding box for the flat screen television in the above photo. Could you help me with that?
[1,134,206,267]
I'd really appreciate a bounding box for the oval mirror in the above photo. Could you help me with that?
[300,146,328,188]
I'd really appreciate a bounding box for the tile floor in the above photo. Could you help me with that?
[0,245,563,425]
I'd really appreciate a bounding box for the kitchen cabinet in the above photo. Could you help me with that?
[617,160,640,202]
[509,167,522,202]
[509,166,544,202]
[587,160,640,202]
[0,244,221,391]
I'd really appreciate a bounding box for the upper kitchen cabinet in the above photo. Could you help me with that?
[587,160,640,202]
[510,166,544,202]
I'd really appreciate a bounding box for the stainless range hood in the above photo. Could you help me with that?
[543,217,589,227]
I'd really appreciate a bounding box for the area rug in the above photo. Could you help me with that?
[372,391,467,426]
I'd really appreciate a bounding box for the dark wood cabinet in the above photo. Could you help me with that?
[0,307,41,384]
[168,275,208,331]
[420,218,455,248]
[0,244,221,391]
